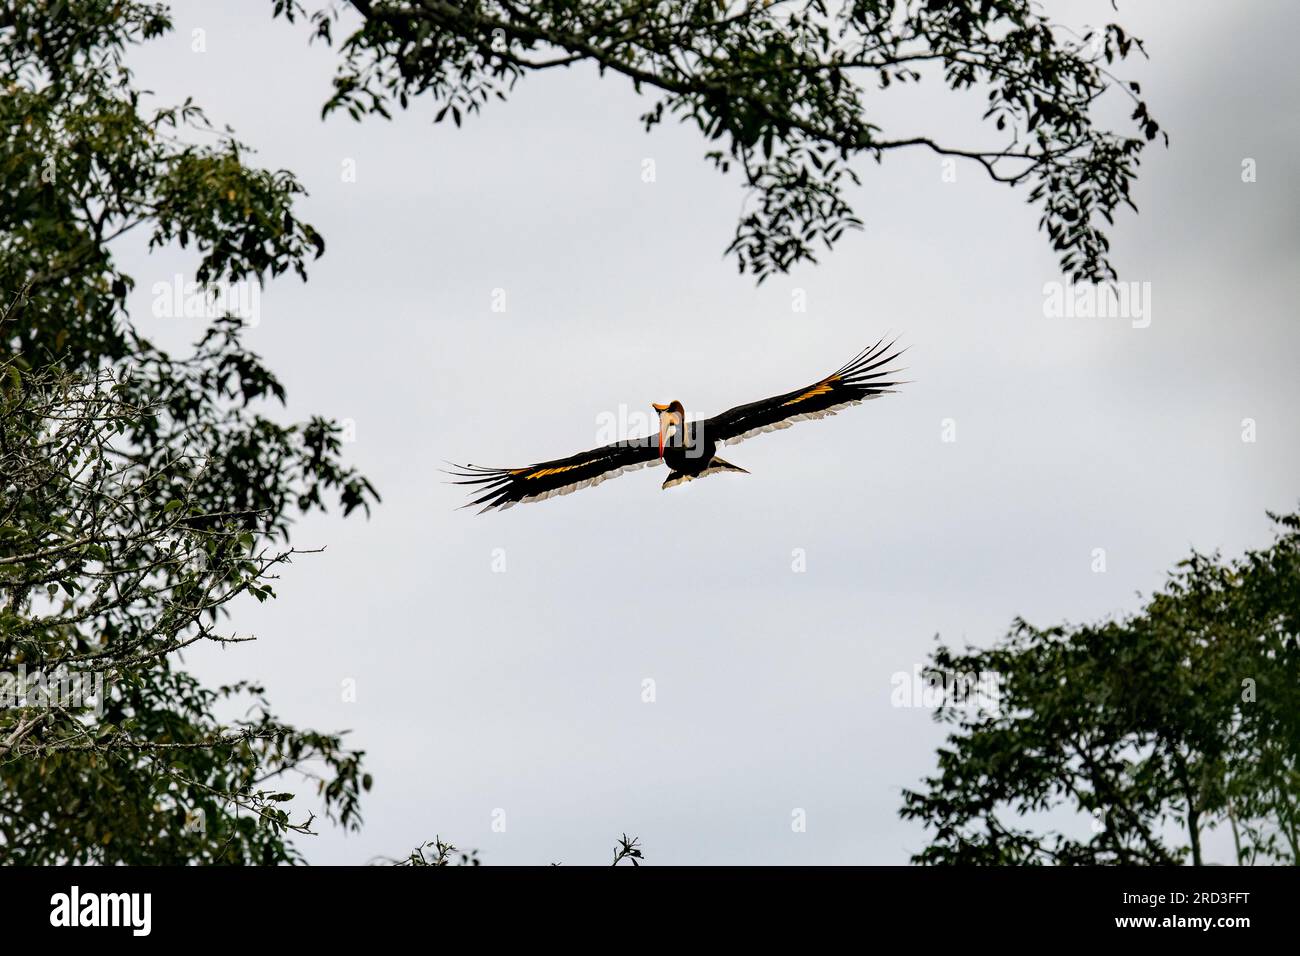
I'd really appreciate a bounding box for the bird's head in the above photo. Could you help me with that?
[652,401,685,458]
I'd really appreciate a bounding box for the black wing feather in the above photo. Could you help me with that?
[447,436,660,513]
[705,338,906,446]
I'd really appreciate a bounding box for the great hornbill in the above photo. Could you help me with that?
[448,338,906,513]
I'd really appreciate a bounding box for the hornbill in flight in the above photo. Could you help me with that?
[448,338,906,513]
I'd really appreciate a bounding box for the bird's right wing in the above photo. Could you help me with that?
[705,338,906,448]
[447,436,661,513]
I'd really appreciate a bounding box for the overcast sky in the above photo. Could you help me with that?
[119,1,1300,864]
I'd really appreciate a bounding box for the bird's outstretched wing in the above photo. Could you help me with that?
[705,338,906,447]
[447,436,661,513]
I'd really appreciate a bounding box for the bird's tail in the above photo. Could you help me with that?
[707,456,749,475]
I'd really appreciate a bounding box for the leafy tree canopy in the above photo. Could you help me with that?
[277,0,1165,283]
[0,355,371,863]
[902,510,1300,866]
[1,1,376,862]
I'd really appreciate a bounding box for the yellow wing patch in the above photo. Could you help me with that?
[523,461,590,480]
[782,376,838,407]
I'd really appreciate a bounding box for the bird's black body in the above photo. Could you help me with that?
[658,420,749,489]
[661,421,714,474]
[448,338,905,512]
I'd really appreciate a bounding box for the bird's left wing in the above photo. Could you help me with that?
[447,436,661,513]
[705,338,906,447]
